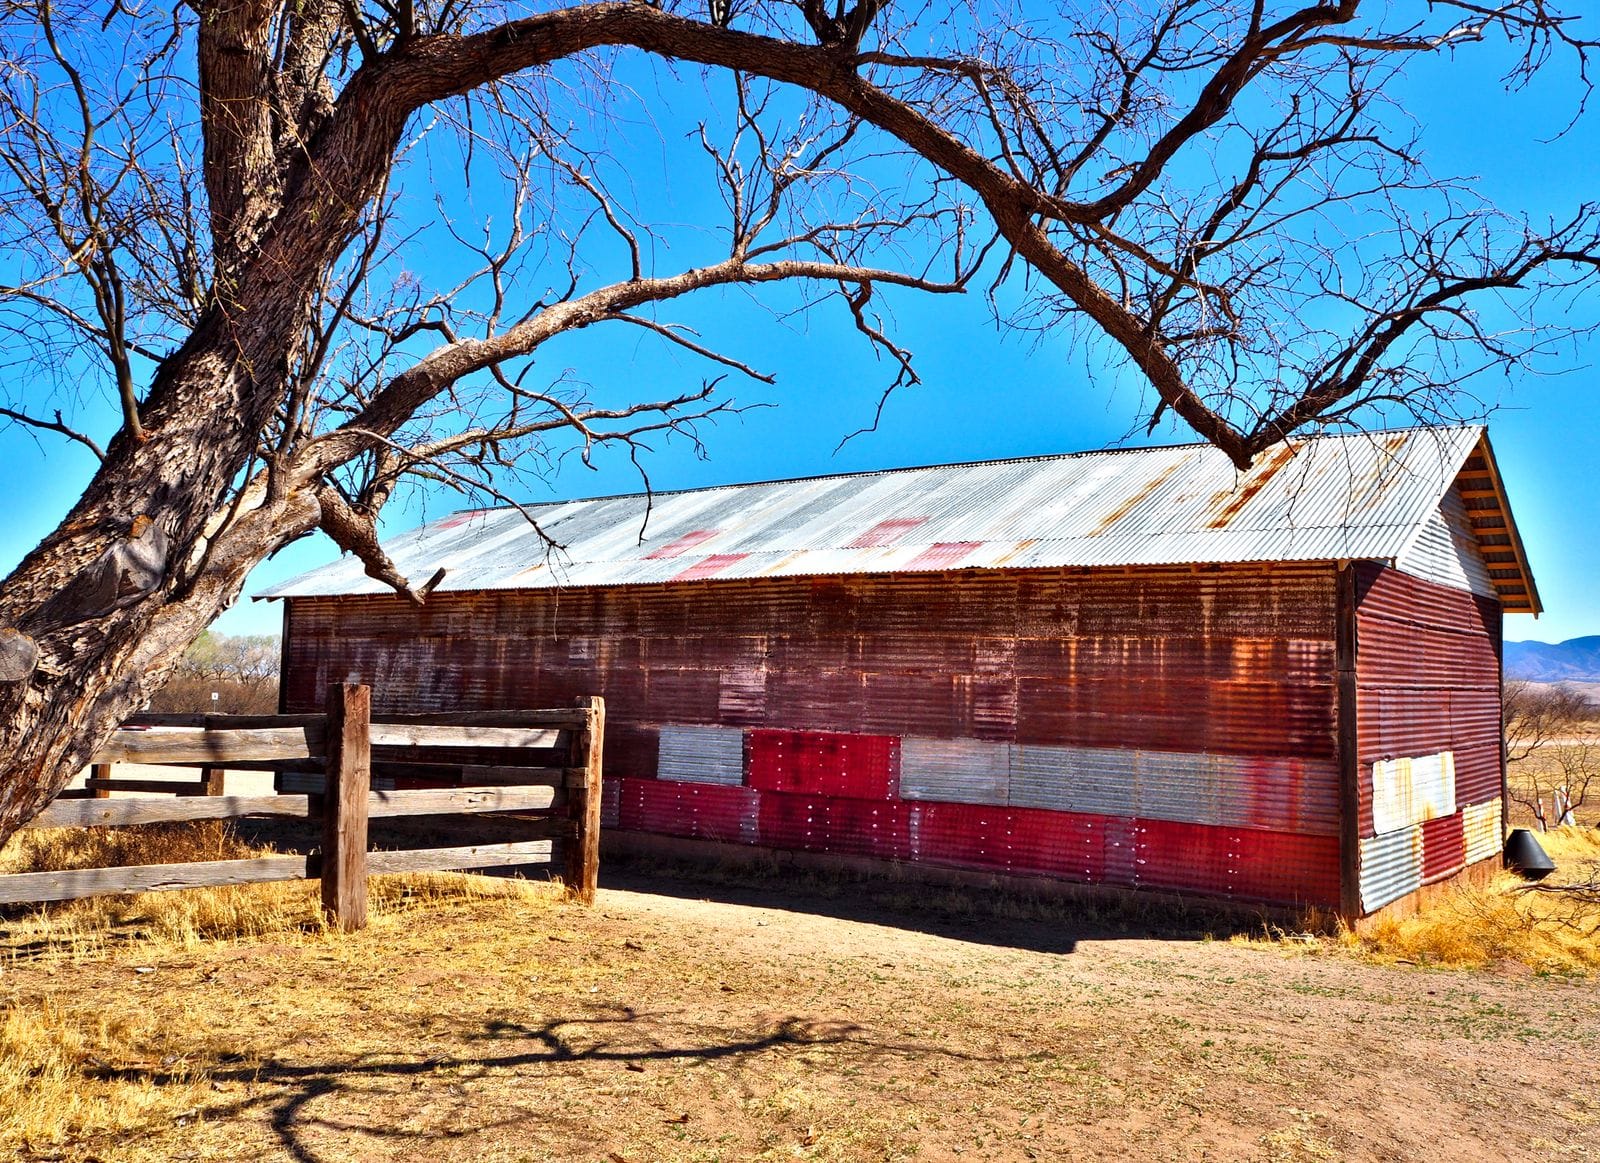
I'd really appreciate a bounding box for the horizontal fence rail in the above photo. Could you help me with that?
[4,687,606,929]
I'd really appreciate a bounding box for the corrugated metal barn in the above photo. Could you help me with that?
[262,425,1539,920]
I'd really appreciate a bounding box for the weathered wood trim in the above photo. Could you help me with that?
[366,785,560,817]
[0,855,312,905]
[84,777,209,796]
[27,794,313,829]
[365,840,556,876]
[367,723,564,749]
[92,725,327,765]
[1335,563,1362,921]
[322,683,371,931]
[372,709,589,729]
[565,695,605,903]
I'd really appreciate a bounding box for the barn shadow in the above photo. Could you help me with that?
[597,847,1307,956]
[85,1007,986,1163]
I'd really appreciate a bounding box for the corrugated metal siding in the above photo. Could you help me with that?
[1371,752,1457,835]
[619,779,760,844]
[282,561,1344,909]
[657,725,746,785]
[745,729,899,799]
[1354,564,1502,842]
[1396,487,1498,599]
[1359,825,1424,912]
[263,427,1489,599]
[284,565,1339,768]
[1463,798,1503,865]
[1421,812,1468,882]
[1134,819,1341,906]
[900,737,1011,804]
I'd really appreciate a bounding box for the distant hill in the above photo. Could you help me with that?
[1505,636,1600,683]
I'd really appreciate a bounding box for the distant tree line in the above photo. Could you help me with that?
[145,633,279,716]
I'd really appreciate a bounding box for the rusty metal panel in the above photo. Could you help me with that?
[745,729,899,799]
[1355,563,1503,839]
[1463,798,1502,865]
[656,725,745,786]
[900,737,1010,805]
[1359,824,1424,912]
[263,427,1498,599]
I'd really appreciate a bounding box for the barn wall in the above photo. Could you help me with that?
[1353,563,1504,914]
[282,563,1344,908]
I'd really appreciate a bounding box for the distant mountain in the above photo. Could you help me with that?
[1505,637,1600,683]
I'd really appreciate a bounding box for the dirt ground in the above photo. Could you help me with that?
[4,862,1599,1163]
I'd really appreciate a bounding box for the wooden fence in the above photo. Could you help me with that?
[1,685,605,929]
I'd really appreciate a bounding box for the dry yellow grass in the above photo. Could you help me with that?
[0,819,564,1158]
[1331,826,1600,974]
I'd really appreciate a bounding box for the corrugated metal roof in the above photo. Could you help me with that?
[261,425,1510,600]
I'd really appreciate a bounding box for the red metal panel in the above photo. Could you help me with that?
[847,518,926,548]
[816,798,914,861]
[1134,818,1340,906]
[1421,812,1467,882]
[1228,830,1341,907]
[1134,818,1234,896]
[909,801,1010,871]
[618,778,758,844]
[746,729,900,799]
[619,777,692,835]
[600,777,621,829]
[1004,806,1105,883]
[757,791,831,852]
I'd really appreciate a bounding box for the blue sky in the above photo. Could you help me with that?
[1,20,1596,646]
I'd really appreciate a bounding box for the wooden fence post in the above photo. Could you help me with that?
[201,767,225,796]
[91,763,111,799]
[564,695,604,904]
[321,683,371,931]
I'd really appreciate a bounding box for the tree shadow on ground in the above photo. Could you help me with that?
[85,1008,986,1163]
[600,853,1304,957]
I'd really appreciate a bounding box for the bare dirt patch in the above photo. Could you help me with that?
[3,862,1599,1163]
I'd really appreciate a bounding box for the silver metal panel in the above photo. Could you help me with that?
[656,725,746,786]
[261,427,1495,598]
[1010,744,1137,816]
[1008,745,1339,835]
[1360,824,1424,913]
[1130,749,1221,825]
[900,737,1010,805]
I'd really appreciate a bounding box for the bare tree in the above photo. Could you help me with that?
[1505,681,1599,830]
[147,632,282,715]
[0,1,1597,841]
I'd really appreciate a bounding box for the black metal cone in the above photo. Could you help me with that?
[1504,828,1557,880]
